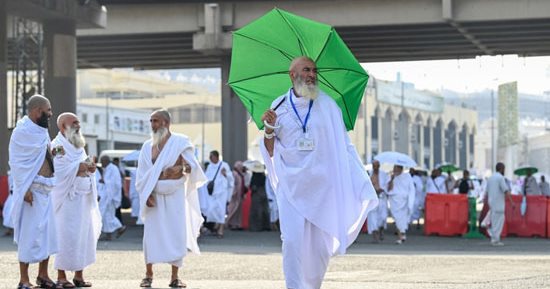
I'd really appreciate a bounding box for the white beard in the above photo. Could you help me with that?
[294,75,319,100]
[152,127,169,147]
[65,126,86,148]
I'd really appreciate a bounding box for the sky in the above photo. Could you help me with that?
[363,55,550,96]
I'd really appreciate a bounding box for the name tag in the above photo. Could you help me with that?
[297,137,314,151]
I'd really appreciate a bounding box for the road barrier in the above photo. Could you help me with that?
[424,193,468,236]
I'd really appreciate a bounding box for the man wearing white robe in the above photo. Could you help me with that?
[540,176,550,197]
[523,170,541,196]
[200,150,233,238]
[409,168,425,225]
[51,113,102,287]
[136,109,206,288]
[260,57,378,289]
[426,168,446,194]
[387,165,415,244]
[486,162,512,246]
[98,156,125,240]
[9,95,58,289]
[367,160,389,243]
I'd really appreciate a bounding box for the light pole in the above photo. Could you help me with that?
[201,102,206,165]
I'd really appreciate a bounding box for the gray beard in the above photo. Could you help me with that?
[294,76,319,100]
[152,127,169,147]
[65,126,86,148]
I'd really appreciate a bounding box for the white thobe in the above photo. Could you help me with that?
[128,170,141,218]
[367,169,389,234]
[98,163,122,233]
[523,176,541,195]
[410,175,425,222]
[265,177,279,223]
[136,133,206,266]
[261,90,378,289]
[426,176,446,194]
[9,116,57,263]
[387,173,415,233]
[2,174,14,229]
[51,133,101,271]
[200,161,233,224]
[486,172,509,242]
[540,181,550,197]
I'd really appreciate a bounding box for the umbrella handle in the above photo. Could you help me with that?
[263,120,280,130]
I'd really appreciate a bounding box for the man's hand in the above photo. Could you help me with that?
[87,162,97,174]
[221,168,227,177]
[261,109,277,134]
[161,165,184,180]
[24,190,33,206]
[146,194,155,207]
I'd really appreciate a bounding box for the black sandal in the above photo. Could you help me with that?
[140,277,153,288]
[36,276,58,289]
[72,279,92,287]
[17,283,34,289]
[57,280,76,288]
[168,279,186,288]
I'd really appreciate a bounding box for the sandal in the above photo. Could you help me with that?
[140,277,153,288]
[168,279,187,288]
[72,279,92,287]
[115,226,127,239]
[57,280,76,288]
[17,283,34,289]
[36,276,58,289]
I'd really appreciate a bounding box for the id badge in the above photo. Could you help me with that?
[297,137,314,151]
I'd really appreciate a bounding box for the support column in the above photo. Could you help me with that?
[43,19,77,137]
[418,122,425,168]
[0,2,9,175]
[221,55,247,165]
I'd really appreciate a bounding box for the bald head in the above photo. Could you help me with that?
[289,56,315,73]
[151,109,171,123]
[27,94,52,128]
[57,112,79,132]
[289,56,318,99]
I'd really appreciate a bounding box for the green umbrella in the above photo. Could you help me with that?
[438,162,459,173]
[514,166,538,176]
[228,8,369,130]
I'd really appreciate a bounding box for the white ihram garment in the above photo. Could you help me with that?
[261,90,378,289]
[387,173,415,233]
[136,133,206,266]
[2,174,14,228]
[9,116,57,263]
[98,163,122,233]
[265,178,279,223]
[367,169,389,234]
[51,133,101,271]
[410,174,425,222]
[426,176,446,194]
[200,161,232,224]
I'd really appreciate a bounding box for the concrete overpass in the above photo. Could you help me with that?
[2,0,550,173]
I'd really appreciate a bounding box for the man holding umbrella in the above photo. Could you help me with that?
[260,56,378,289]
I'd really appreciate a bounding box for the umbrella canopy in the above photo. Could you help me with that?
[122,150,140,162]
[374,151,417,168]
[438,162,459,173]
[514,166,538,176]
[228,8,369,130]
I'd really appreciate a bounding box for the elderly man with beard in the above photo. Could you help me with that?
[136,109,206,288]
[50,113,102,288]
[98,155,126,241]
[9,95,58,289]
[260,56,378,289]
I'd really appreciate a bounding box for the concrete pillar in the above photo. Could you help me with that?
[43,19,77,137]
[0,2,8,175]
[418,122,425,168]
[464,126,470,169]
[221,55,247,165]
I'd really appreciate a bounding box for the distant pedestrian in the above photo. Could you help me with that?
[540,176,550,197]
[486,162,513,246]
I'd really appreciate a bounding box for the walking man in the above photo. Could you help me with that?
[260,56,378,289]
[486,162,513,246]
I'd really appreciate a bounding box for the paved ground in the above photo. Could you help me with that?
[1,217,550,289]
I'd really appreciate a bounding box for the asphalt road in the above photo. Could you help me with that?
[1,218,550,289]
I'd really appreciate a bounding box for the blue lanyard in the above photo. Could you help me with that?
[289,88,313,134]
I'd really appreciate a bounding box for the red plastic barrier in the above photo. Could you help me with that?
[0,175,8,206]
[505,195,546,238]
[424,193,469,236]
[547,198,550,239]
[361,220,368,233]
